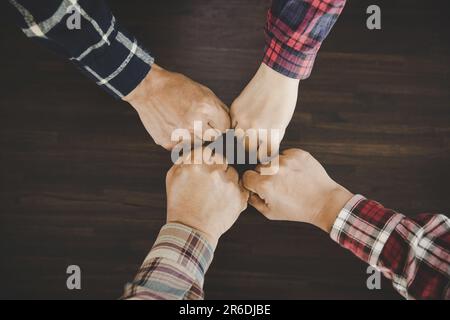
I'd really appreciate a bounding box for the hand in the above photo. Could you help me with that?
[242,149,353,233]
[230,63,299,157]
[124,64,230,150]
[166,149,249,248]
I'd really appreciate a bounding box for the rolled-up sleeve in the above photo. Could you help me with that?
[123,223,215,300]
[263,0,346,79]
[331,195,450,300]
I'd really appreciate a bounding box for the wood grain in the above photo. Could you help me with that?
[0,0,449,299]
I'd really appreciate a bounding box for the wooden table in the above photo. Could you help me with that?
[0,0,449,299]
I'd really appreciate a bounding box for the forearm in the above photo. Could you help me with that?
[329,195,450,299]
[123,223,214,300]
[8,0,154,99]
[264,0,346,79]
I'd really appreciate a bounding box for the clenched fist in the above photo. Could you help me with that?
[242,149,353,233]
[230,63,299,157]
[166,149,249,248]
[124,64,230,150]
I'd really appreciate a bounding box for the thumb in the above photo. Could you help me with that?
[248,192,269,215]
[242,170,262,194]
[208,101,231,133]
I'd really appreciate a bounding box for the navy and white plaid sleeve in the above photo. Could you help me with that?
[8,0,154,99]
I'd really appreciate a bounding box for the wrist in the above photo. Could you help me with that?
[195,230,219,250]
[167,219,219,250]
[123,63,164,105]
[258,63,300,88]
[314,185,354,233]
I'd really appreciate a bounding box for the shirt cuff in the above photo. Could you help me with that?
[263,36,316,80]
[123,223,215,299]
[330,195,405,267]
[262,0,346,80]
[144,223,215,284]
[263,11,317,80]
[74,24,154,99]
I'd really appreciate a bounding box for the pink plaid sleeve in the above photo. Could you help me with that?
[331,195,450,299]
[122,223,214,300]
[263,0,346,79]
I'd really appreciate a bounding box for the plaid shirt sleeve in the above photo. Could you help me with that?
[7,0,154,99]
[122,223,214,300]
[263,0,346,79]
[331,195,450,300]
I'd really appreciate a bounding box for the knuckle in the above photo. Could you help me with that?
[257,175,271,188]
[192,164,204,172]
[264,212,274,220]
[240,118,252,129]
[231,115,249,129]
[198,101,213,113]
[230,97,242,110]
[229,110,239,124]
[227,171,238,183]
[160,142,171,150]
[285,148,309,159]
[259,180,271,193]
[242,171,255,183]
[210,168,222,178]
[166,165,180,179]
[302,150,311,158]
[157,138,173,150]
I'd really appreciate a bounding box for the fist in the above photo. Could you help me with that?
[125,64,230,150]
[166,149,249,247]
[242,149,353,232]
[230,63,299,159]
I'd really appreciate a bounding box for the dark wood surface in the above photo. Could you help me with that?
[0,0,449,299]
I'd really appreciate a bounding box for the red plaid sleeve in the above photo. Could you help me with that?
[122,223,214,300]
[331,195,450,300]
[263,0,346,79]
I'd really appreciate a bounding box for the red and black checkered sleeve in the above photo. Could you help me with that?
[331,195,450,300]
[263,0,346,79]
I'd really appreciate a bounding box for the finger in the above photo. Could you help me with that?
[225,166,239,182]
[191,128,205,142]
[282,148,306,157]
[179,146,203,165]
[248,192,269,215]
[257,138,274,164]
[258,130,282,163]
[240,130,259,164]
[166,164,178,183]
[178,148,193,164]
[204,147,228,170]
[240,189,250,211]
[234,125,245,139]
[160,139,177,151]
[231,118,238,129]
[243,130,259,154]
[217,99,230,113]
[280,148,312,166]
[254,162,270,174]
[208,104,231,133]
[204,122,223,142]
[235,179,249,212]
[242,170,263,194]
